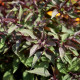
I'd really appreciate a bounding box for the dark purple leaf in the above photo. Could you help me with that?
[2,18,18,23]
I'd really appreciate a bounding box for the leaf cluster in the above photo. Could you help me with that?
[0,0,80,80]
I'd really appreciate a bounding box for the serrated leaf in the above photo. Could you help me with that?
[27,68,50,77]
[29,44,39,57]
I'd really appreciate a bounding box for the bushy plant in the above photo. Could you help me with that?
[0,0,80,80]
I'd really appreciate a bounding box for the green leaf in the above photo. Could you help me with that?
[13,57,20,73]
[69,47,79,56]
[23,70,34,80]
[51,0,57,5]
[0,38,5,49]
[32,52,42,68]
[57,63,67,74]
[59,47,65,60]
[68,59,80,71]
[34,14,41,26]
[61,26,74,41]
[3,71,14,80]
[15,52,33,67]
[29,44,39,57]
[62,74,71,80]
[25,13,33,22]
[36,61,49,68]
[25,57,33,67]
[41,77,48,80]
[3,47,9,54]
[61,33,69,42]
[71,0,77,4]
[40,56,49,62]
[8,25,18,34]
[12,7,18,11]
[18,5,23,21]
[49,28,58,39]
[12,41,34,67]
[44,49,55,64]
[12,40,21,54]
[62,26,73,34]
[18,29,37,39]
[64,55,72,65]
[19,53,33,67]
[27,68,50,77]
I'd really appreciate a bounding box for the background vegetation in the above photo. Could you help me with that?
[0,0,80,80]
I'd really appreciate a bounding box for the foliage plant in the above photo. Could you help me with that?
[0,0,80,80]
